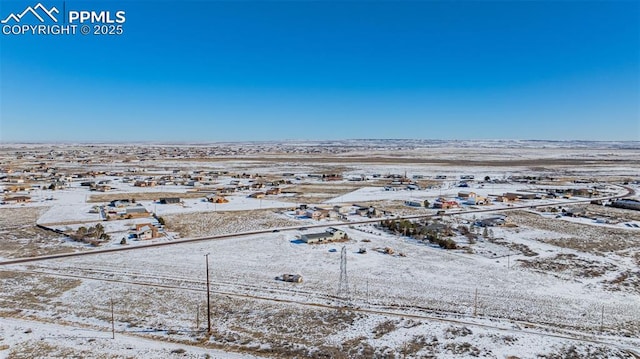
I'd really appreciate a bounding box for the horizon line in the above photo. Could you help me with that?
[1,138,639,146]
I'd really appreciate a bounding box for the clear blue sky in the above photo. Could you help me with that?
[1,0,639,142]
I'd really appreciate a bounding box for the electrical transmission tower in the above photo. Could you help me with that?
[338,246,350,299]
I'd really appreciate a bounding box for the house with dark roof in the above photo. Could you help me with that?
[159,197,181,204]
[300,227,347,244]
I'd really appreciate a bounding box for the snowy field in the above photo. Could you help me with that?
[2,222,639,358]
[1,141,639,358]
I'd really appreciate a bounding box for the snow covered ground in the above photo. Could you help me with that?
[1,142,639,358]
[2,221,637,358]
[0,317,264,359]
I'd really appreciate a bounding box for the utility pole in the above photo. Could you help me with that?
[205,253,211,334]
[338,246,350,300]
[110,298,115,339]
[473,288,478,317]
[196,304,200,331]
[366,279,369,306]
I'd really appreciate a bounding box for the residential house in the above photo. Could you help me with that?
[306,208,329,220]
[5,185,30,193]
[218,186,236,194]
[110,199,133,208]
[3,195,31,204]
[571,188,598,197]
[508,192,538,200]
[134,223,159,240]
[433,200,460,209]
[266,187,281,195]
[207,195,229,204]
[301,227,347,244]
[404,200,423,207]
[466,195,489,205]
[476,216,507,227]
[134,180,157,187]
[49,181,67,190]
[94,185,112,192]
[249,192,266,199]
[457,191,477,199]
[495,195,515,203]
[355,206,370,216]
[333,205,351,214]
[323,174,343,181]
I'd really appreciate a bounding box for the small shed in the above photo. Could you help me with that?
[159,197,181,204]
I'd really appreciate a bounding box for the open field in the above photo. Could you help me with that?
[1,141,639,358]
[165,210,304,238]
[506,210,640,255]
[0,207,77,259]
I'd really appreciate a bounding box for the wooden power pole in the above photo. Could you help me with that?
[473,288,478,317]
[205,253,211,334]
[196,304,200,331]
[110,298,115,339]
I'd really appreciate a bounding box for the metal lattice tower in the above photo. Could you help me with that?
[338,246,350,299]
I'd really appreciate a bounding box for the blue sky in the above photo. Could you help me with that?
[1,0,639,142]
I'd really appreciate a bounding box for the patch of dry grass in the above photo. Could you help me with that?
[517,254,617,278]
[537,344,632,359]
[5,339,151,359]
[0,207,75,259]
[604,270,640,294]
[506,211,640,255]
[279,182,386,203]
[372,320,397,339]
[583,205,640,222]
[0,271,81,313]
[165,210,300,237]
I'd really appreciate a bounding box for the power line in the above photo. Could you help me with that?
[338,246,350,300]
